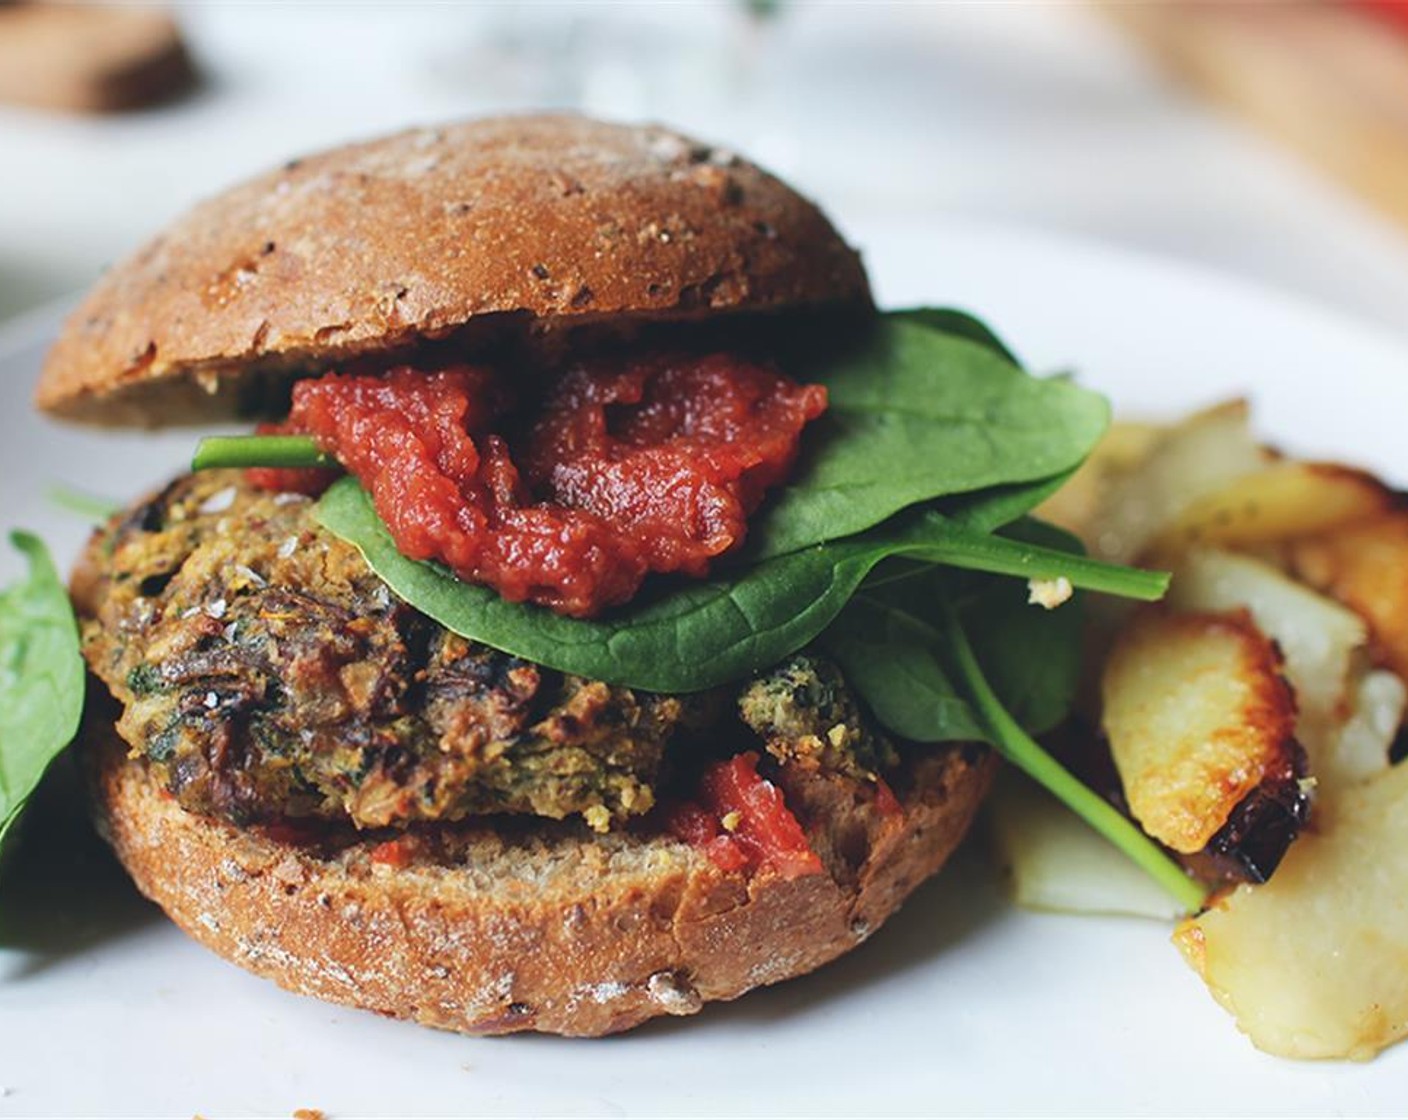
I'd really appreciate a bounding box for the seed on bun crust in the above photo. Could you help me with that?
[36,114,869,426]
[86,715,991,1037]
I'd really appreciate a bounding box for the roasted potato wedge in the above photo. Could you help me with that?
[1329,669,1405,785]
[1148,463,1393,563]
[1175,761,1408,1060]
[1292,511,1408,685]
[1166,548,1406,791]
[1167,549,1366,729]
[1101,609,1299,855]
[1089,400,1269,563]
[987,769,1184,921]
[1035,420,1163,540]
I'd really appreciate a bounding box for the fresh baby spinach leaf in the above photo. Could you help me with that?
[747,313,1109,559]
[317,479,1162,693]
[0,533,85,864]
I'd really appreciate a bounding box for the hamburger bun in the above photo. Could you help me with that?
[86,715,991,1037]
[36,114,869,426]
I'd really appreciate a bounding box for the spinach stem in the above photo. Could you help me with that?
[942,604,1209,914]
[855,559,933,593]
[914,518,1168,602]
[192,435,334,472]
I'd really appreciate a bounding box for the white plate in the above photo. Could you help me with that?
[3,219,1407,1118]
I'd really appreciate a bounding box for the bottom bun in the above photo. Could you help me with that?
[86,721,992,1037]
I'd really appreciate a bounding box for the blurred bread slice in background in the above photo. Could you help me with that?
[0,4,196,113]
[1104,1,1408,230]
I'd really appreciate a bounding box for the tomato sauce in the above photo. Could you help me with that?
[873,776,903,817]
[251,354,826,617]
[368,836,420,868]
[667,752,823,879]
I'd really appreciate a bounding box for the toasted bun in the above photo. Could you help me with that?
[85,721,991,1037]
[38,114,869,425]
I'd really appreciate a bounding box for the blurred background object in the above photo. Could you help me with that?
[1,2,1406,335]
[1107,0,1408,232]
[0,4,196,113]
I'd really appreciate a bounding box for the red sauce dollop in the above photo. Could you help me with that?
[667,752,823,879]
[251,354,826,617]
[368,836,420,868]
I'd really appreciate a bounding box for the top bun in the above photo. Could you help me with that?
[37,114,870,425]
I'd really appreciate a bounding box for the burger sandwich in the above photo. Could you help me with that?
[14,114,1181,1037]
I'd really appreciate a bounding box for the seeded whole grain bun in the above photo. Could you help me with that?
[86,720,991,1037]
[36,114,870,425]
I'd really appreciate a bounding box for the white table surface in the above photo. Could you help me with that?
[1,3,1407,338]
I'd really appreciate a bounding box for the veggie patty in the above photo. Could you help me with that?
[78,472,894,832]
